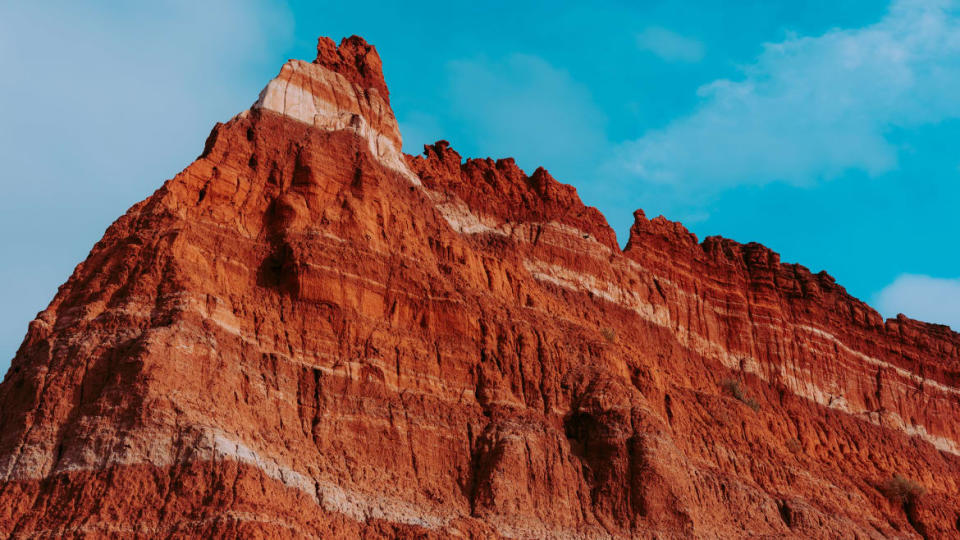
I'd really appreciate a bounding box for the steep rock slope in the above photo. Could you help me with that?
[0,36,958,539]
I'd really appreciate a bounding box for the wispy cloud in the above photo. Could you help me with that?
[616,0,960,193]
[636,27,704,63]
[0,0,292,374]
[874,274,960,329]
[399,111,445,154]
[442,54,607,174]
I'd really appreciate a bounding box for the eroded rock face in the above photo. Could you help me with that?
[1,36,958,539]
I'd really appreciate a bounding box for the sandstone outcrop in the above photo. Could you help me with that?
[1,36,958,539]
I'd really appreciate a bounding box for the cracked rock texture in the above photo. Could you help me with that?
[1,36,959,539]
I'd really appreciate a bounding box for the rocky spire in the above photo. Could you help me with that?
[314,35,390,103]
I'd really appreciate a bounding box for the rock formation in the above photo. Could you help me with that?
[1,36,958,539]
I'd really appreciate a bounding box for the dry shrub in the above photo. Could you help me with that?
[881,475,926,505]
[601,327,616,344]
[721,379,760,411]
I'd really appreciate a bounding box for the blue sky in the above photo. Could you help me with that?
[1,0,958,376]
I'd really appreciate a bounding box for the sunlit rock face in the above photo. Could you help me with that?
[0,36,958,539]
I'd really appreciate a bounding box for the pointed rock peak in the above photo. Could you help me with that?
[253,35,411,180]
[314,35,389,102]
[625,209,699,255]
[407,141,619,251]
[423,140,462,164]
[407,140,462,179]
[701,236,782,268]
[528,167,562,198]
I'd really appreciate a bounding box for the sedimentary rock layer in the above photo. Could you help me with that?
[1,36,958,539]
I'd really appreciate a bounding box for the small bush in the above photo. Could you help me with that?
[721,379,760,410]
[601,327,616,344]
[881,475,926,505]
[721,379,744,399]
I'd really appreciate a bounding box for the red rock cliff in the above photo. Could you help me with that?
[1,36,958,539]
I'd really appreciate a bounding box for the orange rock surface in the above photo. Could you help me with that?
[1,36,958,539]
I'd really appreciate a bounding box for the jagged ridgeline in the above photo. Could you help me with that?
[1,36,958,539]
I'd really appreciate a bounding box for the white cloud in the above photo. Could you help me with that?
[874,274,960,329]
[636,27,704,63]
[444,54,607,174]
[617,0,960,192]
